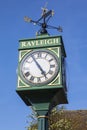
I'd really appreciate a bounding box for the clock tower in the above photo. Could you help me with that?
[16,7,68,130]
[16,34,68,112]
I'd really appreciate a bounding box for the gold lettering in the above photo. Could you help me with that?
[35,40,40,46]
[27,42,32,46]
[55,38,59,43]
[46,39,53,44]
[20,38,60,48]
[49,39,53,44]
[30,41,36,46]
[21,42,26,47]
[39,40,44,45]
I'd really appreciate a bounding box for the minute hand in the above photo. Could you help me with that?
[32,55,46,76]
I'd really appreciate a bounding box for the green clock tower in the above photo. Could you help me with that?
[16,7,68,130]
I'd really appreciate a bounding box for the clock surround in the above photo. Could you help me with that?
[16,34,68,109]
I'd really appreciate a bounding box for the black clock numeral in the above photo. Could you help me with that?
[37,52,42,58]
[37,77,41,82]
[25,72,30,77]
[44,53,48,59]
[48,70,53,75]
[49,58,53,62]
[30,76,34,81]
[50,64,55,68]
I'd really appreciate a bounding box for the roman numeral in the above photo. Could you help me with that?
[49,58,53,62]
[45,54,48,59]
[37,52,42,58]
[50,64,55,68]
[48,70,53,75]
[24,72,30,77]
[37,77,41,82]
[30,76,34,81]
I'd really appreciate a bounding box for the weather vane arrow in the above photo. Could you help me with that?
[24,5,63,35]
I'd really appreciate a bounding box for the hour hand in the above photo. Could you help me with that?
[41,70,47,78]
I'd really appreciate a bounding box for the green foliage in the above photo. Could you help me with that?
[27,107,72,130]
[26,108,38,130]
[27,124,37,130]
[26,108,87,130]
[49,108,72,130]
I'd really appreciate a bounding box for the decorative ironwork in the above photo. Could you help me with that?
[24,6,63,34]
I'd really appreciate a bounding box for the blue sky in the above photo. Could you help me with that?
[0,0,87,130]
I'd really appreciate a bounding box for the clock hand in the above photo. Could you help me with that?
[31,55,47,77]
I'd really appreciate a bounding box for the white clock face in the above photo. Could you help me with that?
[20,49,60,86]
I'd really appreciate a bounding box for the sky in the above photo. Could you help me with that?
[0,0,87,130]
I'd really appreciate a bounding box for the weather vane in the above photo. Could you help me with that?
[24,5,63,35]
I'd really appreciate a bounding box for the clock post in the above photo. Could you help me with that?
[16,7,68,130]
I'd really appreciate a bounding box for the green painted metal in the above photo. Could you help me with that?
[16,34,68,130]
[16,87,67,108]
[19,35,66,57]
[17,36,66,90]
[16,34,68,106]
[38,117,48,130]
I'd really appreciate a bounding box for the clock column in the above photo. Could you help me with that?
[38,116,48,130]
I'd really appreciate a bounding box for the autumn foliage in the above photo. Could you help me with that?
[49,109,87,130]
[27,109,87,130]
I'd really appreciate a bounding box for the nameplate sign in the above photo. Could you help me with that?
[19,36,62,49]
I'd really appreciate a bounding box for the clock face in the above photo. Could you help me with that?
[20,49,60,86]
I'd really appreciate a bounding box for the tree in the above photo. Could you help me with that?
[26,106,72,130]
[49,107,72,130]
